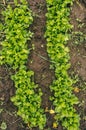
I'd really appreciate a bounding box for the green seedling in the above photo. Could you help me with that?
[0,122,7,130]
[0,108,3,114]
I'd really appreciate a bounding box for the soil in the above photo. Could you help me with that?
[69,1,86,130]
[0,0,86,130]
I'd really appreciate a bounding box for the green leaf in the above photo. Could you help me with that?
[0,122,7,130]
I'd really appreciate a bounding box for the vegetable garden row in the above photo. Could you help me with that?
[0,0,80,130]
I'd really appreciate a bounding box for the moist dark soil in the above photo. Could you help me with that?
[0,0,86,130]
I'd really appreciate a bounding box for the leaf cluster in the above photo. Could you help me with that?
[0,3,33,69]
[0,1,46,129]
[11,68,46,129]
[45,0,80,130]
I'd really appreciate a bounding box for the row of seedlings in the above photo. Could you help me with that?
[0,0,46,129]
[45,0,80,130]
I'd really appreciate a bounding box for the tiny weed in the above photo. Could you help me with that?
[0,122,7,130]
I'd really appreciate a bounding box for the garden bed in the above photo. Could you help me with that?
[0,0,86,130]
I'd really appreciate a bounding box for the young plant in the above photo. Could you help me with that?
[45,0,80,129]
[0,0,46,129]
[11,67,46,129]
[0,2,33,69]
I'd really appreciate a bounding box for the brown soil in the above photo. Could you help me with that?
[69,1,86,130]
[0,0,86,130]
